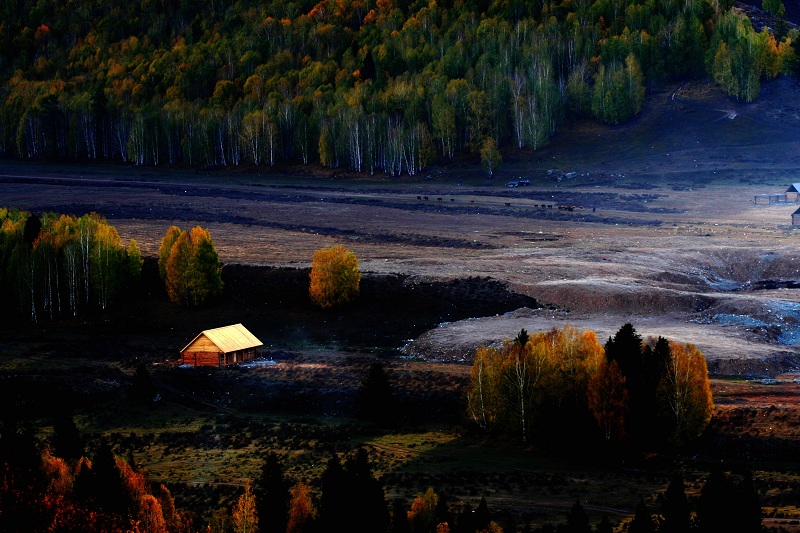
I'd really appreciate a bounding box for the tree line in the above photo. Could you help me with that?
[466,323,714,448]
[0,0,796,175]
[1,417,763,533]
[0,208,142,320]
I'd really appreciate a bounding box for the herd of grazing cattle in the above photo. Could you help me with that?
[414,195,586,211]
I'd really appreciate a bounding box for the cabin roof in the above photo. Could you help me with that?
[180,323,262,354]
[787,183,800,193]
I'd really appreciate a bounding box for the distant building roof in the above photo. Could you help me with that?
[787,184,800,193]
[180,323,262,354]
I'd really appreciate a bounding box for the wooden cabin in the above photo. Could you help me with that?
[754,193,788,205]
[793,207,800,226]
[180,323,263,367]
[787,183,800,203]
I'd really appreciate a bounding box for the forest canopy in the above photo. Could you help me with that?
[0,0,796,175]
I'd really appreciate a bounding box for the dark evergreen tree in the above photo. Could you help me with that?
[696,467,730,533]
[343,447,389,533]
[22,213,41,247]
[734,470,762,533]
[640,337,672,442]
[436,491,453,529]
[628,499,655,533]
[475,496,491,532]
[355,362,396,425]
[566,500,591,533]
[661,473,691,533]
[89,439,129,515]
[698,468,762,533]
[604,323,643,388]
[605,324,647,441]
[319,454,349,532]
[0,414,44,533]
[129,363,155,405]
[515,328,530,349]
[595,514,614,533]
[455,502,476,533]
[51,412,84,462]
[390,497,411,533]
[360,48,376,81]
[255,452,291,533]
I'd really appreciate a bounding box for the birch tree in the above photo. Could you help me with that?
[659,341,713,446]
[232,483,259,533]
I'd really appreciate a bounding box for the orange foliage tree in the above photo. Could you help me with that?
[232,482,258,533]
[587,360,629,443]
[158,225,182,280]
[308,244,361,309]
[407,486,439,533]
[286,481,316,533]
[1,436,188,533]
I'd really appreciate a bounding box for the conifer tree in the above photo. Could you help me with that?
[661,473,691,533]
[628,499,655,533]
[255,452,291,533]
[51,413,84,462]
[566,500,591,533]
[355,362,396,424]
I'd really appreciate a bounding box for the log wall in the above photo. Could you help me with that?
[182,351,223,366]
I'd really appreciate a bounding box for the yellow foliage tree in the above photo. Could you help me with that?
[660,341,714,446]
[162,225,223,306]
[467,325,605,442]
[157,225,182,280]
[467,344,505,432]
[407,487,438,533]
[309,244,361,308]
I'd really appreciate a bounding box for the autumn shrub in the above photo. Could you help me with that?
[308,244,361,309]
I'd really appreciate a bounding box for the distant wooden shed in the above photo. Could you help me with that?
[787,183,800,202]
[180,323,263,367]
[793,207,800,226]
[754,193,788,205]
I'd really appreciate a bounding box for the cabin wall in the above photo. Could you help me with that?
[184,335,218,353]
[182,351,223,366]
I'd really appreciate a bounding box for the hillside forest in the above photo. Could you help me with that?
[0,0,797,175]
